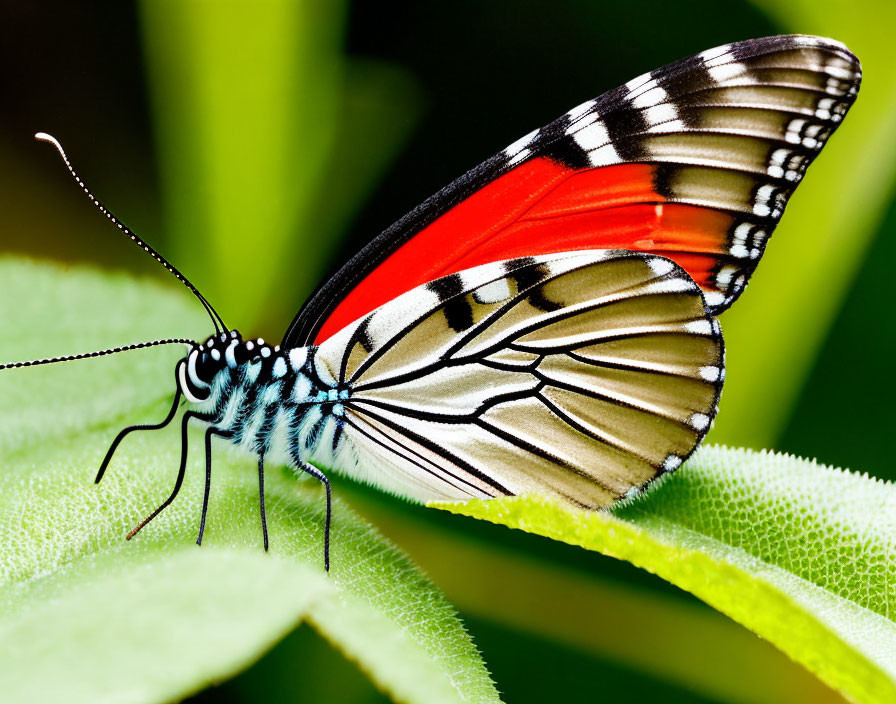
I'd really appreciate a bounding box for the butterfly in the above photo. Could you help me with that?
[3,34,860,571]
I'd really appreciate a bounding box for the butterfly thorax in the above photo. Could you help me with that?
[176,331,350,469]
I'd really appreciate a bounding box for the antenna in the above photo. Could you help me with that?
[34,132,227,333]
[0,338,194,371]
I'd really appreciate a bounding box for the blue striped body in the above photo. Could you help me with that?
[181,334,350,475]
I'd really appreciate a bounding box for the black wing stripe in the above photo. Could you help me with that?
[473,417,610,505]
[536,391,656,467]
[565,350,712,380]
[350,404,514,496]
[351,259,699,393]
[348,382,541,423]
[532,370,688,424]
[343,415,483,498]
[345,254,569,386]
[351,319,706,395]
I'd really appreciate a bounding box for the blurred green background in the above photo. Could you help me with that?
[1,1,894,702]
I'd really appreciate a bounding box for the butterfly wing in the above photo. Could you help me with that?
[283,34,860,348]
[309,251,723,506]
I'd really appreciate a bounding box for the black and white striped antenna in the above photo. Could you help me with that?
[34,132,227,333]
[0,338,194,372]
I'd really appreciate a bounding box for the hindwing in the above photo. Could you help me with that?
[313,251,724,506]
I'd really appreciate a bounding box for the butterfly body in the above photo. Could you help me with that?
[7,35,861,570]
[183,334,340,464]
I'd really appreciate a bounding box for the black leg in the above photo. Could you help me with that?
[127,410,203,540]
[96,388,182,483]
[196,426,230,546]
[258,455,269,552]
[297,461,331,572]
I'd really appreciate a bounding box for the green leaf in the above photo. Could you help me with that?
[434,446,896,704]
[349,489,847,704]
[0,258,499,704]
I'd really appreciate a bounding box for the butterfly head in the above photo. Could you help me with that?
[177,331,290,403]
[178,330,243,403]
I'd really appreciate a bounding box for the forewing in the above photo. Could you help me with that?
[314,251,724,507]
[285,34,860,347]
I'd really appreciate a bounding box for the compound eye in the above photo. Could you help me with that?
[233,344,251,366]
[195,351,219,382]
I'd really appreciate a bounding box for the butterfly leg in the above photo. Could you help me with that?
[196,426,231,546]
[295,460,331,572]
[127,410,210,540]
[96,387,182,483]
[257,455,269,552]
